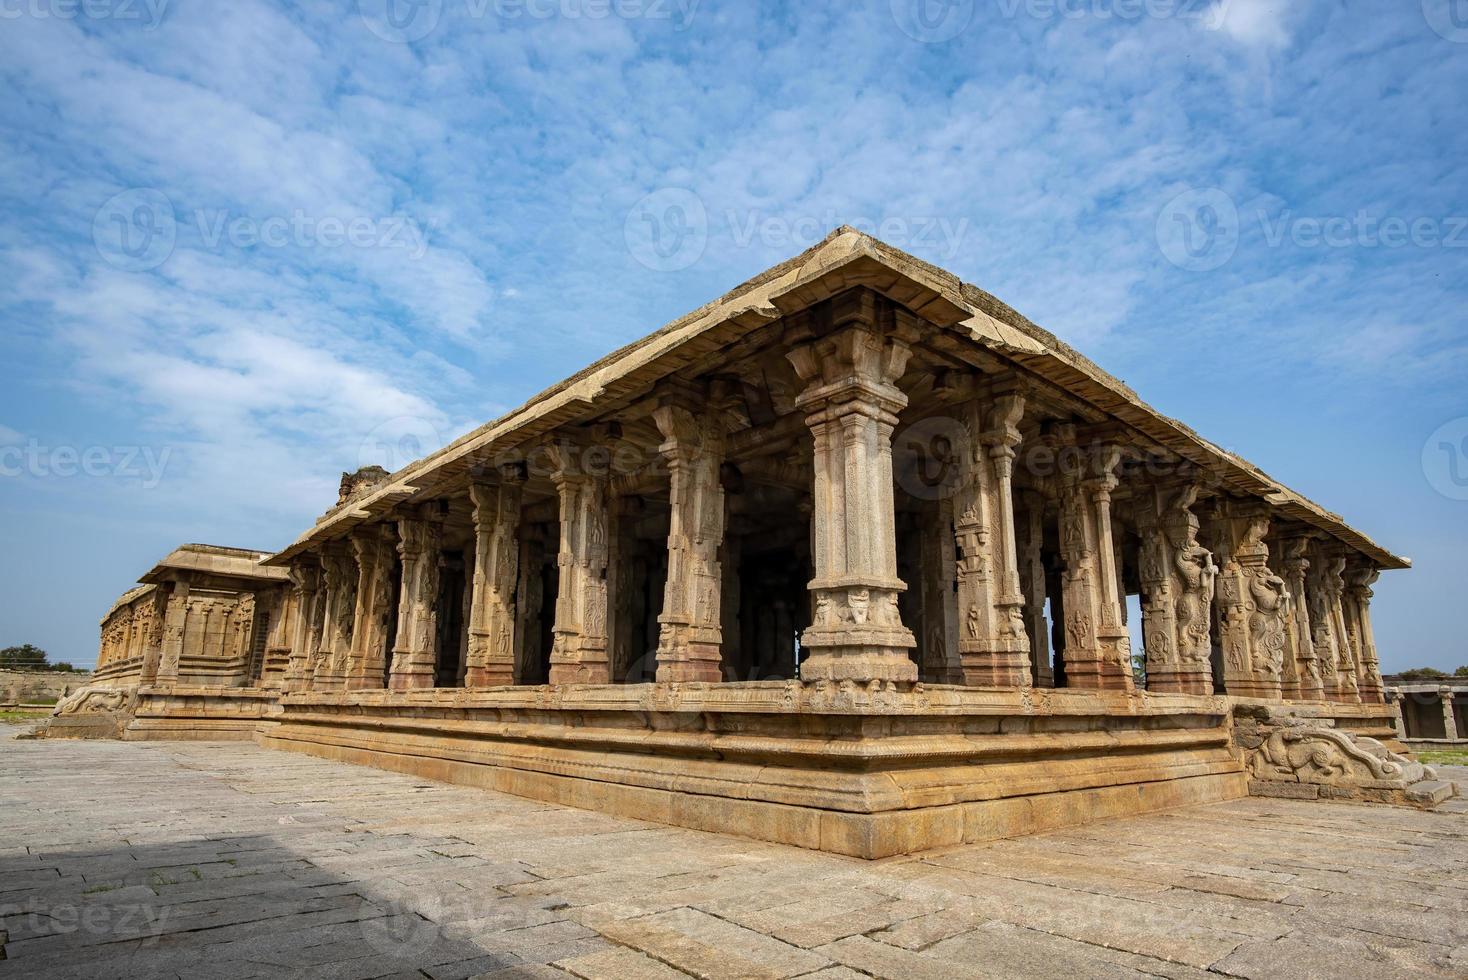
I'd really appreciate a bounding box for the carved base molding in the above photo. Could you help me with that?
[256,685,1244,858]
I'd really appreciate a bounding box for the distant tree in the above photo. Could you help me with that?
[1396,666,1449,680]
[1456,665,1468,678]
[0,644,49,670]
[50,662,76,673]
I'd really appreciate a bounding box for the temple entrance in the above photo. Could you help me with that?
[383,557,401,688]
[434,550,466,687]
[608,499,669,683]
[723,482,809,681]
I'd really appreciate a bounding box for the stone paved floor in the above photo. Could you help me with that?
[2,737,1465,980]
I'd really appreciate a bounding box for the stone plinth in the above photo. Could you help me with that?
[258,684,1246,859]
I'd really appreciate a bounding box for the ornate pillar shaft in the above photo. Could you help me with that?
[1345,563,1384,704]
[466,472,524,687]
[389,511,443,691]
[953,391,1032,687]
[313,546,356,692]
[1309,547,1360,704]
[785,292,917,684]
[1279,537,1323,700]
[1136,484,1215,695]
[547,445,611,685]
[344,527,394,690]
[1054,434,1133,691]
[653,400,727,683]
[284,562,320,693]
[156,576,190,686]
[1442,691,1457,740]
[1210,503,1289,699]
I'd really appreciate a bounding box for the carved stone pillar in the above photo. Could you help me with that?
[1442,689,1457,740]
[785,292,917,683]
[1015,491,1052,688]
[389,510,443,691]
[953,390,1032,687]
[156,575,190,686]
[1135,484,1216,695]
[258,588,292,690]
[1211,504,1289,699]
[345,526,395,691]
[1345,562,1384,704]
[1276,537,1323,700]
[313,545,356,692]
[466,471,524,687]
[547,444,611,685]
[284,561,320,693]
[1054,433,1133,691]
[653,399,727,683]
[1307,545,1359,704]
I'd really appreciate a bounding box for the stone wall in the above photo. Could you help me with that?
[0,668,93,705]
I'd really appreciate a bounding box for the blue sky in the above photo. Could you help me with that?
[0,0,1464,672]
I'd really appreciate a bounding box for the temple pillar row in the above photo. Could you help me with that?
[786,292,917,684]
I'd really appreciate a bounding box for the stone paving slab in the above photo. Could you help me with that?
[1,737,1465,978]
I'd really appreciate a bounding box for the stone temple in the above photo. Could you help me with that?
[52,228,1454,858]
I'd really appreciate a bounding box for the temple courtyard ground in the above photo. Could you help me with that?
[2,735,1465,980]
